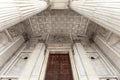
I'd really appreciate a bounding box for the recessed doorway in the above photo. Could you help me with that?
[45,54,73,80]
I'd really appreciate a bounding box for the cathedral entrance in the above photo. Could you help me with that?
[45,54,73,80]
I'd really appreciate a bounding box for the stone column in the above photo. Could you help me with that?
[19,43,45,80]
[30,44,46,80]
[0,0,48,31]
[69,50,79,80]
[73,43,99,80]
[70,0,120,36]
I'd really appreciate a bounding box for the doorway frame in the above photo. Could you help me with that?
[39,46,79,80]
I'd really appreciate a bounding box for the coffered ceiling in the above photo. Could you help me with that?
[26,10,89,42]
[8,9,90,43]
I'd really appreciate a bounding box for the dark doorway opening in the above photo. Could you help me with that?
[45,54,73,80]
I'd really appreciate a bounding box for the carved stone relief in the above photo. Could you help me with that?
[96,25,110,39]
[8,22,25,38]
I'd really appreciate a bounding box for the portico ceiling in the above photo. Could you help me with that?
[23,9,89,43]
